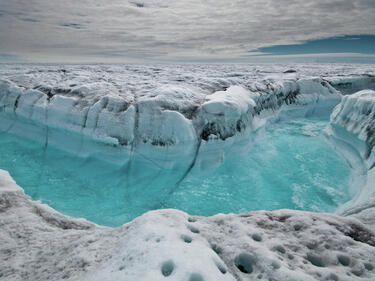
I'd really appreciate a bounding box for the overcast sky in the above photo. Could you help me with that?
[0,0,375,63]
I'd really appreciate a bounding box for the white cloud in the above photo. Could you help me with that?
[0,0,374,62]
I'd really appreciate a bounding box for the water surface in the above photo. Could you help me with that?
[0,117,351,226]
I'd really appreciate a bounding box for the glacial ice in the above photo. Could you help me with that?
[1,64,375,280]
[2,63,374,157]
[1,170,375,281]
[0,116,352,225]
[326,90,375,227]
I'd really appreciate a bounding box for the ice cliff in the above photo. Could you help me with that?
[2,64,369,163]
[327,90,375,227]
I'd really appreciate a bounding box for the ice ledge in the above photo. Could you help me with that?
[0,76,342,155]
[1,169,375,281]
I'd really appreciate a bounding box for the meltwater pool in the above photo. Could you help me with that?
[0,117,352,227]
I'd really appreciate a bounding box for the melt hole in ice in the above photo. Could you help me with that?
[187,225,200,234]
[251,233,262,242]
[364,263,374,271]
[188,273,204,281]
[181,234,192,243]
[234,253,254,274]
[188,217,197,223]
[306,253,325,267]
[274,245,286,254]
[213,258,227,274]
[327,273,339,281]
[161,260,175,277]
[271,260,281,270]
[337,254,351,266]
[293,224,302,231]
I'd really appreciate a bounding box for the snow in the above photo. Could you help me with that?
[194,86,256,141]
[0,170,20,193]
[0,64,358,160]
[1,64,375,280]
[1,170,375,281]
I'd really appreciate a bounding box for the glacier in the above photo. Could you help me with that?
[1,63,375,280]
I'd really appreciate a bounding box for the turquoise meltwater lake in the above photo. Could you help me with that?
[0,117,352,227]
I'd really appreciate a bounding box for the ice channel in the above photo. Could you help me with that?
[0,116,352,227]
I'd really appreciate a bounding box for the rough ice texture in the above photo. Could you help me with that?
[1,64,374,155]
[327,90,375,229]
[330,90,375,167]
[1,170,375,281]
[2,64,375,281]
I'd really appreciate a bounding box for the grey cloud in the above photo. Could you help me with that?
[59,23,84,29]
[356,0,375,8]
[129,2,145,8]
[19,18,40,23]
[0,0,374,62]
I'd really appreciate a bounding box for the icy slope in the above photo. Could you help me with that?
[330,90,375,169]
[1,170,375,281]
[326,90,375,226]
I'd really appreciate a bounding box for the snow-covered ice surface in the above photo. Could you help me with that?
[1,63,375,280]
[1,170,375,281]
[0,63,374,157]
